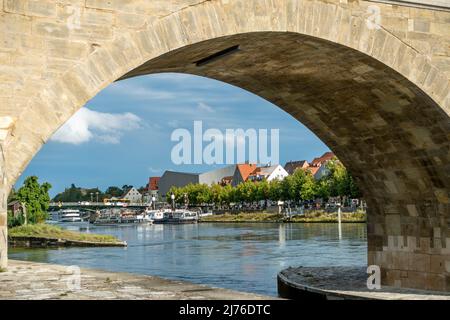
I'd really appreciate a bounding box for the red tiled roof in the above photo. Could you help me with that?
[236,163,258,182]
[311,152,335,167]
[307,166,320,176]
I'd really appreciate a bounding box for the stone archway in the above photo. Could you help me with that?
[0,0,449,291]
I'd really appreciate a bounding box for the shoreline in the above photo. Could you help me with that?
[8,224,127,248]
[199,220,366,223]
[8,236,127,248]
[199,212,366,224]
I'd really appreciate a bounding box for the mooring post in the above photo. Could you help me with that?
[338,204,342,240]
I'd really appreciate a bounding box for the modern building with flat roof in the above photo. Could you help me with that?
[158,171,200,198]
[159,165,237,198]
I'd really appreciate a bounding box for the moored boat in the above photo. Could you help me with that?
[153,209,199,224]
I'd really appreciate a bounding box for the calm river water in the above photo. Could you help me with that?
[9,222,367,296]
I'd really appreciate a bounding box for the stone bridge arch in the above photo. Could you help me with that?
[0,0,449,291]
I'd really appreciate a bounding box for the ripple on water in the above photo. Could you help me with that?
[9,222,367,296]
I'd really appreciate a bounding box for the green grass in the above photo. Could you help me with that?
[290,211,366,223]
[0,267,6,273]
[201,213,285,222]
[9,223,121,243]
[200,211,366,223]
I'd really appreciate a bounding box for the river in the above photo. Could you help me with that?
[9,222,367,297]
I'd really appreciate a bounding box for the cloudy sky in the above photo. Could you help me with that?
[16,73,329,197]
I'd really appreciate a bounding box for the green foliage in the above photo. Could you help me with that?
[7,210,24,228]
[166,161,361,207]
[53,184,104,202]
[104,186,123,198]
[321,160,361,203]
[9,223,120,243]
[15,176,52,224]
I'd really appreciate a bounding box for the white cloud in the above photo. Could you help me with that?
[148,167,161,173]
[168,119,181,128]
[51,108,142,145]
[197,102,214,113]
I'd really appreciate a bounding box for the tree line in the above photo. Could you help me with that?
[52,184,144,202]
[168,160,361,207]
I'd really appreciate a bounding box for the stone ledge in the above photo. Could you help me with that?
[278,266,450,300]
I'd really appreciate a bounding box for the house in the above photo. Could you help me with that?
[147,176,160,198]
[310,151,335,167]
[7,200,23,218]
[309,152,336,179]
[199,165,236,186]
[285,152,336,180]
[284,160,309,175]
[249,164,288,182]
[122,187,143,203]
[231,163,258,187]
[158,165,237,198]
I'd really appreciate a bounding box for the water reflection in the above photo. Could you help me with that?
[9,222,367,296]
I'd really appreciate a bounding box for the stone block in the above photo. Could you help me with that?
[430,255,446,273]
[33,21,69,38]
[46,38,88,60]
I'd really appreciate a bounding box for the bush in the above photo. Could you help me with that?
[7,210,24,228]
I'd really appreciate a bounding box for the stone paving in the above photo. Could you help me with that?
[0,260,272,300]
[279,266,450,300]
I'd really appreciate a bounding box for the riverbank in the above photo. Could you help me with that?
[0,260,272,300]
[8,224,126,247]
[200,211,366,223]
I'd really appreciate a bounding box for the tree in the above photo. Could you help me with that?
[15,176,52,224]
[104,186,123,198]
[268,179,282,201]
[300,173,317,201]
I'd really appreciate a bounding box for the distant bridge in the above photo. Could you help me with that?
[48,202,152,211]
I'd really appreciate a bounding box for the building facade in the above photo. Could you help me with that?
[122,187,143,203]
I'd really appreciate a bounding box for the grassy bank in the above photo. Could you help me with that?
[9,223,122,244]
[200,211,366,223]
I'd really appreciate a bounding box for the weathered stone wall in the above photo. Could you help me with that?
[0,0,449,291]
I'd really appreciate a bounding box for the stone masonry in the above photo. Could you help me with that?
[0,0,449,292]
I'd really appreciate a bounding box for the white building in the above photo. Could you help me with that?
[249,164,289,182]
[122,187,143,203]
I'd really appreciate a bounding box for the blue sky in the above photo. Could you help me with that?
[16,73,329,197]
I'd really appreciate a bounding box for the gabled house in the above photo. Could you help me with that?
[249,164,288,182]
[231,163,258,186]
[285,152,336,180]
[147,176,160,198]
[310,151,335,167]
[284,160,309,175]
[122,187,143,203]
[7,200,23,218]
